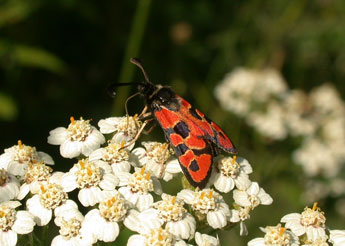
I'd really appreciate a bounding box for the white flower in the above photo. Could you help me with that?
[301,238,329,246]
[26,182,73,226]
[48,116,105,158]
[132,141,181,181]
[247,102,288,140]
[117,167,162,211]
[281,203,327,242]
[52,209,96,246]
[213,155,252,193]
[177,188,231,229]
[17,162,59,200]
[0,140,54,178]
[127,227,188,246]
[134,193,196,240]
[195,232,219,246]
[230,206,251,236]
[98,115,142,143]
[248,224,299,246]
[329,230,345,246]
[61,158,119,207]
[89,141,135,175]
[0,201,35,246]
[83,191,130,242]
[214,67,287,117]
[0,169,20,203]
[233,182,273,209]
[293,138,339,178]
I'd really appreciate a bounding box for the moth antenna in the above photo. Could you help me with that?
[130,58,151,83]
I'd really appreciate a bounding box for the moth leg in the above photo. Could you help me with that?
[122,118,155,149]
[142,121,156,135]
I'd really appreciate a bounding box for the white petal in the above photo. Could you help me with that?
[195,232,218,246]
[0,182,19,202]
[37,152,54,165]
[12,211,35,234]
[247,182,260,195]
[127,235,145,246]
[17,183,30,200]
[0,230,17,246]
[116,172,131,186]
[234,174,251,190]
[165,158,182,173]
[60,140,82,158]
[88,148,105,161]
[95,219,119,242]
[119,187,138,206]
[330,230,345,245]
[152,177,162,195]
[7,162,26,177]
[54,200,79,217]
[26,195,52,226]
[177,189,195,204]
[248,237,265,246]
[98,118,118,134]
[1,201,21,209]
[111,161,131,174]
[61,173,78,192]
[258,188,273,205]
[207,210,228,229]
[123,209,141,232]
[214,174,234,193]
[240,221,248,236]
[47,127,68,145]
[78,187,104,207]
[166,214,196,240]
[138,208,162,231]
[0,153,12,170]
[136,194,153,212]
[99,173,119,190]
[81,128,105,156]
[233,190,251,207]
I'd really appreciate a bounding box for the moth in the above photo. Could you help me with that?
[116,58,237,188]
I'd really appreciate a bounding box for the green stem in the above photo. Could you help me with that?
[112,0,152,115]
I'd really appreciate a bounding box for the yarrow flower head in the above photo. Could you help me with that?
[52,208,96,246]
[48,116,105,158]
[26,182,71,226]
[0,201,35,246]
[83,191,130,242]
[177,188,231,229]
[0,169,20,203]
[248,224,299,246]
[61,158,119,207]
[132,141,181,181]
[127,226,188,246]
[89,141,135,175]
[98,115,142,144]
[233,182,273,209]
[281,202,327,242]
[133,193,196,240]
[0,140,54,178]
[213,155,252,193]
[117,166,162,211]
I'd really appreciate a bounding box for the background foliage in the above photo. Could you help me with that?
[1,0,345,245]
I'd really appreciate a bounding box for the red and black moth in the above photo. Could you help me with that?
[115,58,237,189]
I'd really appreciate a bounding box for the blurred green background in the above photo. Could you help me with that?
[1,0,345,245]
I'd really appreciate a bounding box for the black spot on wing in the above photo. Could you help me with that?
[173,121,189,138]
[189,107,203,120]
[189,160,200,172]
[174,143,188,156]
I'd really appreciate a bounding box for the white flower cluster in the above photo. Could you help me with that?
[248,202,345,246]
[0,115,273,245]
[215,69,345,206]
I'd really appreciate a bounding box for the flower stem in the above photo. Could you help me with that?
[112,0,152,115]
